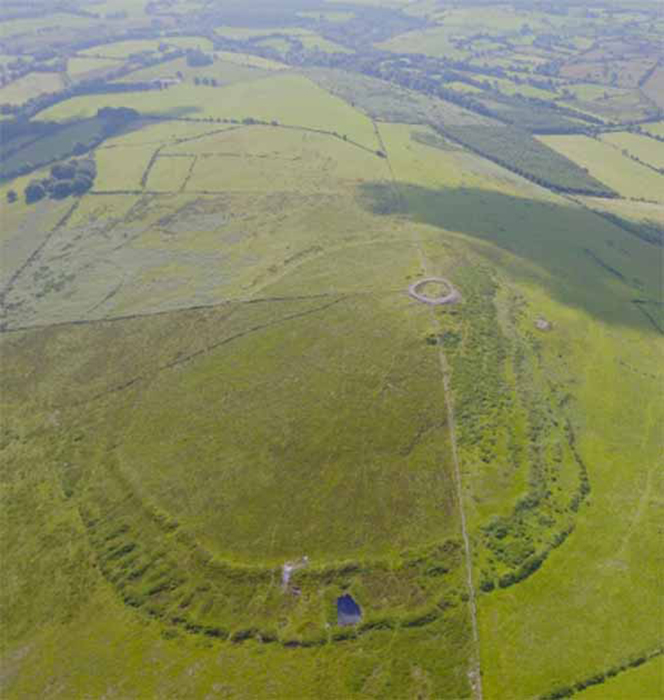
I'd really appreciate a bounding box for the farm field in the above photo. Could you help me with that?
[0,71,63,106]
[213,50,287,70]
[1,2,663,699]
[600,131,664,170]
[145,154,194,191]
[376,27,470,59]
[539,134,664,202]
[642,65,664,109]
[38,74,381,151]
[67,56,121,79]
[80,37,214,59]
[642,120,664,138]
[115,56,273,87]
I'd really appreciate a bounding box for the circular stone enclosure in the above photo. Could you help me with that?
[408,277,460,306]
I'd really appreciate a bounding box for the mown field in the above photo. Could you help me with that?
[1,5,663,699]
[600,131,664,170]
[0,71,63,105]
[539,134,664,203]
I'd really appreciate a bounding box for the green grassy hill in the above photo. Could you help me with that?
[1,5,663,698]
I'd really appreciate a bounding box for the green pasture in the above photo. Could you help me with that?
[0,117,392,329]
[170,126,389,193]
[67,57,121,79]
[540,134,664,202]
[214,26,310,39]
[38,74,380,150]
[580,655,664,699]
[107,292,458,563]
[88,0,150,19]
[100,119,234,148]
[1,9,663,696]
[642,120,664,138]
[376,26,470,60]
[359,180,662,699]
[642,65,664,108]
[445,81,484,94]
[80,37,213,59]
[297,10,355,22]
[0,71,63,106]
[601,131,664,170]
[483,76,559,100]
[378,122,551,201]
[0,13,93,40]
[94,144,155,190]
[563,87,653,123]
[255,37,293,55]
[213,50,288,70]
[116,56,272,87]
[80,40,161,59]
[145,155,194,192]
[298,34,353,53]
[304,68,489,126]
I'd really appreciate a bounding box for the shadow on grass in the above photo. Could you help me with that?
[154,105,204,118]
[360,182,662,333]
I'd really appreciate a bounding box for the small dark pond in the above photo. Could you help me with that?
[337,594,362,626]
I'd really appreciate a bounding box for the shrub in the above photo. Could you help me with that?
[186,50,213,67]
[52,179,74,199]
[51,162,76,180]
[72,175,93,195]
[6,189,17,203]
[25,181,46,203]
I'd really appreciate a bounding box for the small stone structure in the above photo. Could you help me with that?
[408,277,460,306]
[535,318,553,331]
[282,556,309,592]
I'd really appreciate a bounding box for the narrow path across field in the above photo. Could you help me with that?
[374,120,483,700]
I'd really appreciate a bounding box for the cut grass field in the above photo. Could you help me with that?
[94,144,156,191]
[600,131,664,170]
[38,74,381,151]
[376,26,470,60]
[116,56,273,87]
[67,56,121,80]
[642,120,664,138]
[0,71,63,106]
[579,654,664,699]
[642,65,664,109]
[145,155,194,192]
[214,50,288,71]
[170,126,389,193]
[539,134,664,202]
[80,37,214,59]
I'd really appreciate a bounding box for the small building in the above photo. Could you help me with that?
[535,318,553,331]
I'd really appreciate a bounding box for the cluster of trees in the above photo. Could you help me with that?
[0,108,139,182]
[97,106,140,125]
[23,157,97,204]
[209,32,604,134]
[440,124,616,196]
[186,49,214,68]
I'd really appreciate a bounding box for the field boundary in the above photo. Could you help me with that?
[374,119,484,700]
[0,200,80,323]
[538,645,664,699]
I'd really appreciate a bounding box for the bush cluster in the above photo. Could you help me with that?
[25,157,97,204]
